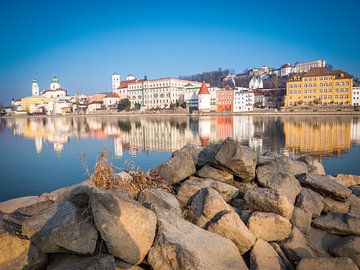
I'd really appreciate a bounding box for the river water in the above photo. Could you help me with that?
[1,115,360,201]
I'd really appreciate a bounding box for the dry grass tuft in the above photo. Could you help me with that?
[182,205,197,223]
[87,149,172,199]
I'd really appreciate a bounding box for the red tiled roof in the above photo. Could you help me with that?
[117,79,145,89]
[42,88,66,94]
[104,93,120,98]
[198,81,210,95]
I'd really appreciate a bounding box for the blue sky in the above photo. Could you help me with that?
[0,0,359,104]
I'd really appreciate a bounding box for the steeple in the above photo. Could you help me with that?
[198,81,210,95]
[32,78,39,96]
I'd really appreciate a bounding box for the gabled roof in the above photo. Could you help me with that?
[104,93,120,98]
[117,79,144,89]
[198,81,210,95]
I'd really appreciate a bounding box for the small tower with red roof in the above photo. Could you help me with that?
[198,81,211,112]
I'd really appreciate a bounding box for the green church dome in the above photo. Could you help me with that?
[51,76,59,83]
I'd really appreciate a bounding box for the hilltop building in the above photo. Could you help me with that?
[293,60,326,74]
[50,76,61,90]
[285,67,353,107]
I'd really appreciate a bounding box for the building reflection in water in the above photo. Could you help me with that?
[3,115,360,159]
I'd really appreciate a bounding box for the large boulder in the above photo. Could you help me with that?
[256,167,301,204]
[312,213,360,236]
[270,242,295,270]
[244,187,294,219]
[305,227,343,256]
[197,143,220,168]
[290,207,312,234]
[278,227,317,265]
[250,239,285,270]
[0,196,40,214]
[172,144,203,166]
[90,188,156,265]
[247,212,292,241]
[348,194,360,218]
[196,165,234,184]
[115,260,145,270]
[207,210,256,254]
[295,188,324,218]
[257,153,308,175]
[47,254,115,270]
[148,206,248,270]
[152,150,196,184]
[0,220,47,270]
[12,200,54,217]
[138,188,181,216]
[296,173,352,202]
[177,176,239,206]
[296,257,358,270]
[351,185,360,197]
[214,137,257,181]
[330,236,360,267]
[22,201,98,254]
[335,174,360,187]
[297,156,326,175]
[322,196,350,214]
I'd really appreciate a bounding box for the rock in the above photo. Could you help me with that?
[297,156,326,175]
[232,181,257,197]
[152,150,196,184]
[173,144,203,166]
[40,180,94,202]
[257,153,308,175]
[214,137,257,181]
[0,220,47,270]
[115,260,144,270]
[12,200,54,217]
[177,176,239,206]
[306,227,342,256]
[90,188,156,265]
[348,194,360,218]
[207,210,256,254]
[197,143,220,168]
[296,257,358,270]
[351,185,360,197]
[322,196,350,214]
[296,173,352,202]
[0,196,40,214]
[330,236,360,267]
[244,187,294,219]
[47,254,115,270]
[148,206,248,270]
[290,207,312,234]
[335,174,360,187]
[196,165,234,184]
[247,212,292,241]
[312,212,360,236]
[295,188,324,218]
[278,227,317,265]
[256,167,301,204]
[240,210,253,224]
[250,239,285,270]
[270,242,295,270]
[187,188,232,227]
[138,188,181,216]
[22,201,98,254]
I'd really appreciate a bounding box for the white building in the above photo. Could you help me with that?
[280,63,292,77]
[87,101,103,113]
[249,76,263,90]
[112,73,121,90]
[352,86,360,106]
[198,81,211,112]
[233,88,254,112]
[50,76,61,90]
[293,60,326,74]
[32,79,39,96]
[42,76,67,99]
[103,93,121,109]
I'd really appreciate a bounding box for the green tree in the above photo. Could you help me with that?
[134,103,141,110]
[117,98,131,112]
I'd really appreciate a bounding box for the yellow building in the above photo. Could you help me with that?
[285,68,353,107]
[21,96,49,113]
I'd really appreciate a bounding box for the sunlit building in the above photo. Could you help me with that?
[217,89,234,112]
[293,60,326,74]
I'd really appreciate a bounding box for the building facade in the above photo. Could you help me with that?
[233,89,254,112]
[285,68,353,107]
[32,79,39,96]
[217,89,234,112]
[198,82,211,112]
[293,60,326,74]
[352,86,360,106]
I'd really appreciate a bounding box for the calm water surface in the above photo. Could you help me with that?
[1,115,360,201]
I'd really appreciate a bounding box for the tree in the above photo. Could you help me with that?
[313,98,321,105]
[134,103,141,110]
[117,98,131,112]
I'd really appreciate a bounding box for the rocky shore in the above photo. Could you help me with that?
[1,138,360,270]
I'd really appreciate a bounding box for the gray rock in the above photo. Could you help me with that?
[196,165,234,184]
[13,200,54,217]
[115,260,144,270]
[348,194,360,218]
[270,242,295,270]
[148,206,248,270]
[296,173,352,202]
[244,187,294,219]
[295,188,324,218]
[47,254,115,270]
[257,153,308,175]
[247,212,292,241]
[351,185,360,197]
[306,227,342,256]
[256,167,301,204]
[0,196,40,214]
[322,196,350,214]
[173,144,203,166]
[197,143,220,168]
[296,257,358,270]
[250,239,285,270]
[22,201,98,254]
[312,212,360,236]
[152,150,196,184]
[214,137,257,181]
[90,188,156,265]
[177,176,239,206]
[330,236,360,267]
[0,220,47,270]
[240,210,253,224]
[335,174,360,187]
[207,210,256,254]
[297,156,326,175]
[278,227,317,265]
[233,181,257,197]
[290,207,312,234]
[138,188,181,216]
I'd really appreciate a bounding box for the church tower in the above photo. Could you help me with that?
[50,76,61,90]
[112,73,121,91]
[198,81,211,112]
[32,79,39,96]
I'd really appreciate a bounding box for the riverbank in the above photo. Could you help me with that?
[1,138,359,269]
